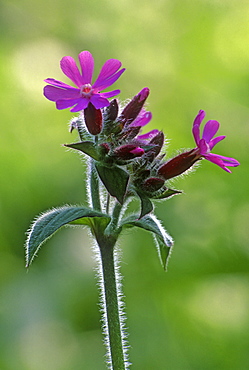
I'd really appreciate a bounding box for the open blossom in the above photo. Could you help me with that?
[192,110,240,173]
[44,51,125,112]
[158,110,240,180]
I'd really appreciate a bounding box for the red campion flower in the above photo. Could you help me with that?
[44,50,125,112]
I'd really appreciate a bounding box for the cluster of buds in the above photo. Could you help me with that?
[44,51,240,217]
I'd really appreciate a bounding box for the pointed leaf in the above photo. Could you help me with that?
[152,188,182,199]
[26,206,110,267]
[95,163,129,204]
[64,141,100,160]
[137,192,154,218]
[121,214,173,270]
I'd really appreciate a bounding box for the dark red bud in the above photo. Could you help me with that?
[104,99,119,121]
[119,88,150,127]
[84,103,102,135]
[114,144,145,160]
[142,177,165,192]
[147,131,164,158]
[158,150,199,180]
[99,143,110,155]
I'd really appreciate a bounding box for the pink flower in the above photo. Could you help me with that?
[44,51,125,112]
[193,110,240,173]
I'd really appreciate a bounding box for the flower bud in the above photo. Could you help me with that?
[147,131,164,159]
[98,143,110,156]
[104,99,119,121]
[141,177,165,192]
[158,149,199,180]
[84,102,102,135]
[119,88,150,127]
[114,144,145,160]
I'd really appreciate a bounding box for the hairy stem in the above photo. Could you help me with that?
[97,236,126,370]
[88,157,127,369]
[90,159,102,212]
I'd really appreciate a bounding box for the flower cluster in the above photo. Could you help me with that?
[44,51,240,213]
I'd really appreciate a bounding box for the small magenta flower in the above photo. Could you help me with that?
[158,110,240,180]
[44,51,125,112]
[192,110,240,173]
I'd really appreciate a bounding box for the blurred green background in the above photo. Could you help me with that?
[0,0,248,369]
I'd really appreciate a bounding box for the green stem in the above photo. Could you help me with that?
[89,157,127,368]
[90,159,102,212]
[97,236,126,370]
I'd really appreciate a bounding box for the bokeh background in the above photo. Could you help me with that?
[0,0,248,369]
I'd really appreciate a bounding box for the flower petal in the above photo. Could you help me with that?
[70,98,89,112]
[198,138,209,155]
[209,135,226,150]
[101,89,121,98]
[56,98,82,110]
[137,129,160,141]
[43,85,80,101]
[90,94,110,109]
[207,153,240,166]
[130,111,152,127]
[192,110,205,144]
[93,68,125,91]
[202,120,220,143]
[78,51,94,84]
[44,78,75,89]
[204,153,240,172]
[93,58,124,89]
[60,56,83,87]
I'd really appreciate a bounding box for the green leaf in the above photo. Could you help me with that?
[25,206,111,267]
[95,163,129,204]
[64,141,100,160]
[137,192,154,218]
[152,188,182,199]
[121,214,173,270]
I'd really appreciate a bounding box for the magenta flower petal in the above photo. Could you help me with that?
[44,78,76,89]
[192,124,200,145]
[203,153,233,172]
[93,59,122,88]
[101,89,121,98]
[205,153,240,167]
[137,129,160,141]
[44,85,80,101]
[130,111,152,127]
[194,110,206,126]
[209,135,226,150]
[60,56,83,87]
[93,68,126,91]
[90,94,110,109]
[70,98,89,112]
[56,98,82,110]
[78,51,94,84]
[192,110,205,144]
[198,138,209,155]
[202,120,220,142]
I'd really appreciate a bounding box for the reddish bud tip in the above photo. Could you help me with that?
[158,150,199,180]
[114,144,145,160]
[119,88,150,127]
[84,103,102,135]
[99,143,110,155]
